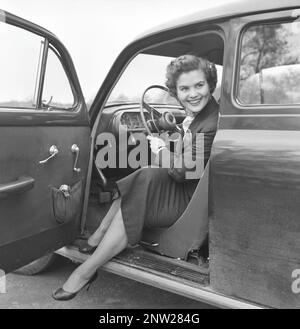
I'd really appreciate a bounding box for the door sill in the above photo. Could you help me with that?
[55,245,262,309]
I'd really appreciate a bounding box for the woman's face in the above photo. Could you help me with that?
[176,69,211,115]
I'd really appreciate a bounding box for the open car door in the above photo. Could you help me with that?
[0,11,91,273]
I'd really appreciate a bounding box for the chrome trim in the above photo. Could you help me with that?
[71,144,81,173]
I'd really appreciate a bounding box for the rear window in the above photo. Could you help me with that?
[237,21,300,106]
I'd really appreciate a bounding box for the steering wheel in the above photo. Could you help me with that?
[139,85,177,136]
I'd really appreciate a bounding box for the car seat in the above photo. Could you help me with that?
[140,160,210,260]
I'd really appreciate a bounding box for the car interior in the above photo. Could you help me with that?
[78,30,224,278]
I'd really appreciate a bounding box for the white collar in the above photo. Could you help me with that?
[182,115,194,133]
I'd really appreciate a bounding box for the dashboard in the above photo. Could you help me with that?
[118,111,151,130]
[98,103,185,135]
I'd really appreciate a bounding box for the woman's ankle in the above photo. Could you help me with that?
[63,272,90,292]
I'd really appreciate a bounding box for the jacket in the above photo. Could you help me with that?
[157,96,219,182]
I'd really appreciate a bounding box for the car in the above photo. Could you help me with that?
[1,0,300,309]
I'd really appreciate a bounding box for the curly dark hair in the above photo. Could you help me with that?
[165,54,218,98]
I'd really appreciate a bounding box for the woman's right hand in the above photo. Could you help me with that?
[147,135,167,154]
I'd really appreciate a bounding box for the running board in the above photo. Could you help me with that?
[55,246,262,309]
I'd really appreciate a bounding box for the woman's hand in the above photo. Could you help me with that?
[147,135,167,155]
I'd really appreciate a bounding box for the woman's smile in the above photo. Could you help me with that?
[187,98,202,105]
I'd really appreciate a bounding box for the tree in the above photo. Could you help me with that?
[239,23,299,103]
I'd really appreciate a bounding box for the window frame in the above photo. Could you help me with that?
[40,43,77,111]
[0,20,78,113]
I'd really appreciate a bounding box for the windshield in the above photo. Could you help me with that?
[108,54,179,105]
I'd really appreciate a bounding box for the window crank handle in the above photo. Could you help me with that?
[39,145,59,164]
[71,144,81,173]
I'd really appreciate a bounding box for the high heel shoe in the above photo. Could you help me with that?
[52,271,98,301]
[79,241,98,254]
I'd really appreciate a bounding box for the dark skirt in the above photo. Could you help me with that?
[116,167,198,246]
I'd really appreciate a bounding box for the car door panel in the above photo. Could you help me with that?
[0,12,91,273]
[210,126,300,308]
[0,125,91,273]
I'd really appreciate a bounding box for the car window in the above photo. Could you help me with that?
[42,46,75,110]
[0,21,44,109]
[237,21,300,105]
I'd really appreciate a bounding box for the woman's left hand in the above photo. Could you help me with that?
[147,136,166,154]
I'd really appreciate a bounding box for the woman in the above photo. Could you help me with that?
[52,54,219,301]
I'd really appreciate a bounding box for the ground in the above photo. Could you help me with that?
[0,256,215,309]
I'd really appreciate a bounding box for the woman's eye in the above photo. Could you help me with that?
[180,87,188,92]
[196,83,204,88]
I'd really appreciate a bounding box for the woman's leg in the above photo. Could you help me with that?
[88,197,121,246]
[63,207,128,293]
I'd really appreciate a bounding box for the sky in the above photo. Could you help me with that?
[1,0,234,102]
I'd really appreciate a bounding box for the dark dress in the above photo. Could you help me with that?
[116,97,219,246]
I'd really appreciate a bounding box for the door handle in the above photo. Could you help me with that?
[71,144,81,173]
[39,145,59,164]
[0,176,35,198]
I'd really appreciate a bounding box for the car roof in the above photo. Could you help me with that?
[134,0,300,41]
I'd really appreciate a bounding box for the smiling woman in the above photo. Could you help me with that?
[85,30,224,265]
[52,53,220,301]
